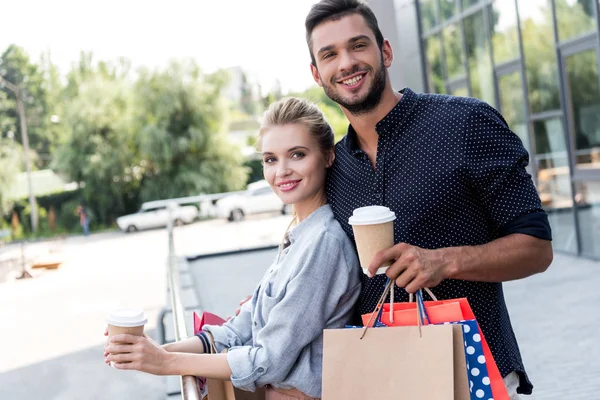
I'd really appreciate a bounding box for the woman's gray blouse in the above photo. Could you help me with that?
[203,204,361,397]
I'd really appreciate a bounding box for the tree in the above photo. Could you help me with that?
[240,71,256,116]
[133,60,248,202]
[291,85,349,142]
[0,138,23,213]
[0,45,55,167]
[52,53,138,225]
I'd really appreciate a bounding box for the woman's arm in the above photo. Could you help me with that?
[162,336,205,354]
[105,333,232,379]
[105,295,256,373]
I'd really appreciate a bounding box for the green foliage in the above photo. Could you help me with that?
[244,158,264,185]
[49,56,248,226]
[289,85,349,142]
[0,45,58,167]
[133,61,248,201]
[0,138,23,213]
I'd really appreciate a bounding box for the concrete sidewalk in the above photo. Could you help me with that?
[503,253,600,399]
[183,247,600,399]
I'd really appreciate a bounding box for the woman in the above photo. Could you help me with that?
[104,97,362,399]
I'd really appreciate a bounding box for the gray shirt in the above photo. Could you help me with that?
[203,204,361,397]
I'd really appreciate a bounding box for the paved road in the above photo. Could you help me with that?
[187,248,600,399]
[1,214,598,399]
[0,215,292,400]
[503,253,600,399]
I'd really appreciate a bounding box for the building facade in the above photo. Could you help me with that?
[369,0,600,259]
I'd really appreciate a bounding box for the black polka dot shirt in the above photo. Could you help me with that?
[326,88,552,395]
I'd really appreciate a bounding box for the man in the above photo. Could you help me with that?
[305,0,553,397]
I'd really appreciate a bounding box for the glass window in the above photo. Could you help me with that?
[534,118,577,253]
[490,0,520,63]
[499,72,529,153]
[556,0,596,42]
[440,0,457,21]
[564,49,600,170]
[462,0,480,9]
[518,0,561,114]
[452,86,469,97]
[419,0,438,32]
[443,23,466,79]
[425,35,446,93]
[575,180,600,257]
[464,11,495,105]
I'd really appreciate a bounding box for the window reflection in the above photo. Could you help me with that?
[556,0,596,42]
[440,0,457,21]
[518,0,561,114]
[490,0,520,63]
[443,24,466,79]
[452,86,469,97]
[425,35,446,93]
[575,181,600,257]
[462,0,480,9]
[534,118,577,253]
[464,11,495,105]
[564,50,600,170]
[499,72,529,152]
[419,0,438,32]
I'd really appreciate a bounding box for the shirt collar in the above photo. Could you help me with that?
[345,87,418,155]
[287,204,331,244]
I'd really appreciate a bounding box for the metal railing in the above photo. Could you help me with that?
[166,208,201,400]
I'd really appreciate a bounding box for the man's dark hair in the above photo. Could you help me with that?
[305,0,385,65]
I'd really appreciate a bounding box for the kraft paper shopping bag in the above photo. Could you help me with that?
[322,324,468,399]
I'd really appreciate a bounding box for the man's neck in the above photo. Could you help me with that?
[343,86,402,157]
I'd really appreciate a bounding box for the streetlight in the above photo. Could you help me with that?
[0,74,38,233]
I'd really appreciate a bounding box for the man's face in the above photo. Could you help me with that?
[309,14,392,115]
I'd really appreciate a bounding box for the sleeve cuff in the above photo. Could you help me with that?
[202,325,229,354]
[499,211,553,240]
[226,346,267,392]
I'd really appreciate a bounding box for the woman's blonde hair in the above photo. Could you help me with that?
[258,97,335,248]
[258,97,335,154]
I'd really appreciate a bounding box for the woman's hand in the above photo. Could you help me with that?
[105,333,173,375]
[103,328,111,366]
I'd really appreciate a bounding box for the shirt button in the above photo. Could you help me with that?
[253,321,257,326]
[375,193,382,199]
[258,367,265,373]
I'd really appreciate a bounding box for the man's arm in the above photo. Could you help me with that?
[368,233,552,293]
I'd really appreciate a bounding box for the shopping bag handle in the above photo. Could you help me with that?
[360,281,434,339]
[360,278,394,339]
[408,287,438,302]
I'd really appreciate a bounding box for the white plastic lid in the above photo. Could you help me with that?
[348,206,397,225]
[106,309,148,327]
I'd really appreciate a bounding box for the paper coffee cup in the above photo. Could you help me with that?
[106,308,147,367]
[349,206,396,275]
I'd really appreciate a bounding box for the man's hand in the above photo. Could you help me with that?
[368,243,455,293]
[105,334,172,375]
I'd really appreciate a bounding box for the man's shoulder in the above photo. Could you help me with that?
[414,91,485,112]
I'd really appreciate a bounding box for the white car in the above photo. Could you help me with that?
[215,180,290,222]
[116,202,198,232]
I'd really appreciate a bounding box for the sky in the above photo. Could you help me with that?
[0,0,321,94]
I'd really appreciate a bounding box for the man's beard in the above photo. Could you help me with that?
[321,55,387,116]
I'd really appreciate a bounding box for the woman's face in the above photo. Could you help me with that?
[261,123,333,207]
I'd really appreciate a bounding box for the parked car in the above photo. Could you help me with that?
[116,201,198,232]
[215,180,290,222]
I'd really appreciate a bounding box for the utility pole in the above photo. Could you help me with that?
[0,75,38,233]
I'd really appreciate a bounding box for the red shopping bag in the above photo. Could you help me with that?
[194,311,227,333]
[362,296,509,400]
